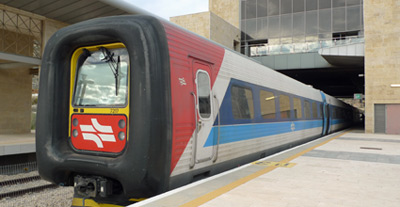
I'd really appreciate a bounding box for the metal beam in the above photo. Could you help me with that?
[0,52,41,69]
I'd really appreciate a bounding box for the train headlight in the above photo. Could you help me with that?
[72,129,79,137]
[118,119,126,129]
[118,131,126,141]
[72,118,78,126]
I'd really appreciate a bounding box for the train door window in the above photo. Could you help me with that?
[304,100,311,119]
[279,94,291,119]
[293,97,302,118]
[260,90,276,119]
[231,85,254,119]
[196,71,211,119]
[319,103,323,118]
[312,102,318,118]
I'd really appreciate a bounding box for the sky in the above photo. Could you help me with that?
[125,0,209,20]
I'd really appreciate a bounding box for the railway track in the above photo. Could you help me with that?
[0,173,58,200]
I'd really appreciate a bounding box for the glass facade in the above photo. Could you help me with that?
[240,0,364,56]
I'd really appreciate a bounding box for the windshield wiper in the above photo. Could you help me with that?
[99,47,121,96]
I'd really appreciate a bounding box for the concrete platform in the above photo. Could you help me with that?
[130,129,400,207]
[0,131,35,156]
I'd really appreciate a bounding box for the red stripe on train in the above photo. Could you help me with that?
[162,22,225,173]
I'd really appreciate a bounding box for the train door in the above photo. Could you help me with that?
[321,92,329,136]
[324,104,331,134]
[192,61,215,165]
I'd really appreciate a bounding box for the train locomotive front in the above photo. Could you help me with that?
[36,15,173,205]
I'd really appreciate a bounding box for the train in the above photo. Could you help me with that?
[36,15,361,206]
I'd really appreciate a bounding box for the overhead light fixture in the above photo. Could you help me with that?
[390,84,400,88]
[265,96,275,101]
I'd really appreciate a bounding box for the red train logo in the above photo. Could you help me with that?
[70,114,127,153]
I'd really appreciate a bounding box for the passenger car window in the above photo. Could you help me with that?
[231,85,254,119]
[279,95,291,119]
[304,100,311,118]
[312,102,318,118]
[293,97,302,118]
[260,90,276,119]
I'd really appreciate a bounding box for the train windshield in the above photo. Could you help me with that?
[72,47,129,107]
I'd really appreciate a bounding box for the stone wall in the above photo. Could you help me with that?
[0,69,32,133]
[210,12,241,51]
[209,0,240,28]
[170,12,211,39]
[171,11,240,52]
[364,0,400,133]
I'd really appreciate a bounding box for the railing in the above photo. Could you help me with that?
[247,36,365,57]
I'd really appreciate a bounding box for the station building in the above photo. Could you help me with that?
[0,0,398,142]
[172,0,400,134]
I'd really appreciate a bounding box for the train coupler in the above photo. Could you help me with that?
[74,175,113,198]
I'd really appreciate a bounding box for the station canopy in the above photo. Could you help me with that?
[0,0,149,24]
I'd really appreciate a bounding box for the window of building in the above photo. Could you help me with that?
[319,9,331,33]
[347,0,360,6]
[231,85,254,119]
[240,0,364,56]
[246,0,257,19]
[293,0,305,13]
[281,14,293,37]
[312,102,318,118]
[246,19,257,40]
[306,0,318,11]
[319,0,331,9]
[260,90,276,119]
[268,0,280,16]
[293,97,302,118]
[268,16,280,37]
[306,11,318,35]
[257,0,268,18]
[333,0,345,7]
[333,8,346,33]
[281,0,292,14]
[279,94,291,118]
[347,6,361,31]
[304,100,311,118]
[293,13,305,36]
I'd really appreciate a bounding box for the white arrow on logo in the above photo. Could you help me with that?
[80,118,116,148]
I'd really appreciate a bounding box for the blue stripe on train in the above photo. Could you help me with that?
[204,120,323,147]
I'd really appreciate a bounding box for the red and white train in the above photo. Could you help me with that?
[36,15,360,205]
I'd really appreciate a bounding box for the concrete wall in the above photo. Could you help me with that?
[42,19,69,50]
[364,0,400,133]
[0,5,68,134]
[0,69,32,133]
[209,0,240,28]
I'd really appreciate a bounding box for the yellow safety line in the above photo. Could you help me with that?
[180,130,351,207]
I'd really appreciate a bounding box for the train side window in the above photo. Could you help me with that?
[231,85,254,119]
[312,102,318,118]
[197,71,211,119]
[260,90,276,119]
[293,97,302,118]
[304,100,311,119]
[279,94,291,119]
